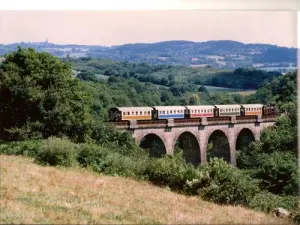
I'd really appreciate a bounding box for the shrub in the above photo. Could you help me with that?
[102,152,141,177]
[90,122,143,157]
[249,191,300,215]
[0,139,41,157]
[252,151,298,195]
[76,143,109,172]
[34,137,78,167]
[144,151,193,190]
[187,158,259,206]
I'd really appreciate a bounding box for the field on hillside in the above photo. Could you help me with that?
[0,155,289,224]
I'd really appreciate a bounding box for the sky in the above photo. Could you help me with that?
[0,10,297,47]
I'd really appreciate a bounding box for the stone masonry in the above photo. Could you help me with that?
[130,121,275,166]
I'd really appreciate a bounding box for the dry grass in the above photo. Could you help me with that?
[0,154,290,224]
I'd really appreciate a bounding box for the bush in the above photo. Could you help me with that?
[90,122,143,158]
[249,191,300,216]
[34,137,78,167]
[76,143,150,178]
[0,139,41,157]
[76,143,109,172]
[252,151,298,195]
[186,158,259,206]
[144,151,195,190]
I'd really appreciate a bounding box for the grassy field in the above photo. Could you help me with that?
[0,155,289,224]
[202,85,246,93]
[95,74,110,80]
[229,90,256,96]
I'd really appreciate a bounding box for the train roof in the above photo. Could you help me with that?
[110,107,153,112]
[214,104,241,109]
[241,104,264,108]
[185,105,215,109]
[152,106,186,110]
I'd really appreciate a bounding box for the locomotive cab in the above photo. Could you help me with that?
[262,104,276,116]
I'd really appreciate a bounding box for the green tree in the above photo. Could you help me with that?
[0,47,92,142]
[77,70,98,82]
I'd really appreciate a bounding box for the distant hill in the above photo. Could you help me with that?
[0,40,297,71]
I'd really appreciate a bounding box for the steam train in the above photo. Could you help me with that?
[108,104,276,122]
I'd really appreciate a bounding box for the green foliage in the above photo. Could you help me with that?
[77,142,149,178]
[253,152,298,195]
[34,137,79,167]
[0,47,92,142]
[0,139,41,157]
[191,158,259,206]
[258,115,297,154]
[190,68,281,89]
[144,151,189,188]
[246,70,296,105]
[249,192,300,214]
[76,143,109,172]
[77,70,98,82]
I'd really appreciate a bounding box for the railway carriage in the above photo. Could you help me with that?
[185,105,215,118]
[108,107,153,122]
[240,104,263,116]
[152,106,186,120]
[214,104,241,117]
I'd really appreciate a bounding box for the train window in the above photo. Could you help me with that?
[135,111,138,115]
[163,111,165,114]
[198,110,200,113]
[170,110,173,114]
[167,111,169,114]
[131,112,134,115]
[148,111,150,115]
[123,112,125,116]
[140,111,142,115]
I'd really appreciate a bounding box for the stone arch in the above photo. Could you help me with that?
[207,129,230,163]
[139,133,166,158]
[236,128,256,152]
[174,131,201,166]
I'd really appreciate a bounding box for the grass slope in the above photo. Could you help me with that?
[0,155,289,224]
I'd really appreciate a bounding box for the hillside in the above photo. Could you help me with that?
[68,58,281,90]
[0,40,297,71]
[0,155,289,224]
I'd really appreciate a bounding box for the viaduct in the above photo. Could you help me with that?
[111,115,276,166]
